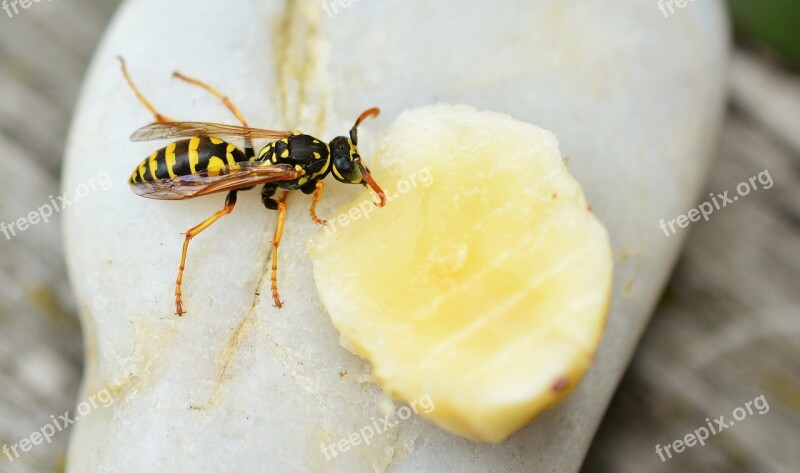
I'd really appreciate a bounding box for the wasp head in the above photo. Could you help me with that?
[328,107,386,206]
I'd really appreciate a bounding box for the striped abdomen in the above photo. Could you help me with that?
[129,136,251,184]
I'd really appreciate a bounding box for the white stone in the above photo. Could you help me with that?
[62,0,729,471]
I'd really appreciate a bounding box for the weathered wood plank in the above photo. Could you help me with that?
[731,51,800,157]
[0,1,120,472]
[0,0,115,175]
[583,110,800,473]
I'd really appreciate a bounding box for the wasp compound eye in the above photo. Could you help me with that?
[333,154,362,184]
[329,136,361,184]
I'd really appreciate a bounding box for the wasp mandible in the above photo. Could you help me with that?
[119,57,386,316]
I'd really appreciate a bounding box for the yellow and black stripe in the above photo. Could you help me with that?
[129,137,250,184]
[255,134,331,188]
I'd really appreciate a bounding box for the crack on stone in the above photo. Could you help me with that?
[380,425,408,472]
[272,0,330,132]
[99,373,140,407]
[207,0,331,408]
[96,318,165,403]
[208,240,271,406]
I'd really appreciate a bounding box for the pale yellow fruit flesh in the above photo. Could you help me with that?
[308,105,613,443]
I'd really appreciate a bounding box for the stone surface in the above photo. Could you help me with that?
[62,0,729,471]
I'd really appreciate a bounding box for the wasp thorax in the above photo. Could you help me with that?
[329,136,364,184]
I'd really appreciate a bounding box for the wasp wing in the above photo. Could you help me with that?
[130,162,299,200]
[130,122,294,142]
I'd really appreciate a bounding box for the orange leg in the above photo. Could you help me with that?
[270,201,288,308]
[172,69,254,153]
[175,191,238,316]
[309,182,326,225]
[172,70,250,127]
[117,56,176,124]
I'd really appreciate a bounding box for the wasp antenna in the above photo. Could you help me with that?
[354,107,380,129]
[351,107,380,146]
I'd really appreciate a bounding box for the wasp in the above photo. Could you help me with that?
[118,57,386,316]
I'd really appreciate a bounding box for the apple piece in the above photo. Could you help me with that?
[309,105,613,442]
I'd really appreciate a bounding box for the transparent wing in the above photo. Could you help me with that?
[130,121,294,142]
[129,162,299,200]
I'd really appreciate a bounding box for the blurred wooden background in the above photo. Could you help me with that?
[0,2,797,472]
[0,1,119,472]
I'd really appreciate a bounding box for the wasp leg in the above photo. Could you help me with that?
[117,56,176,124]
[175,191,238,316]
[262,184,287,308]
[172,71,249,127]
[301,181,326,225]
[172,70,254,155]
